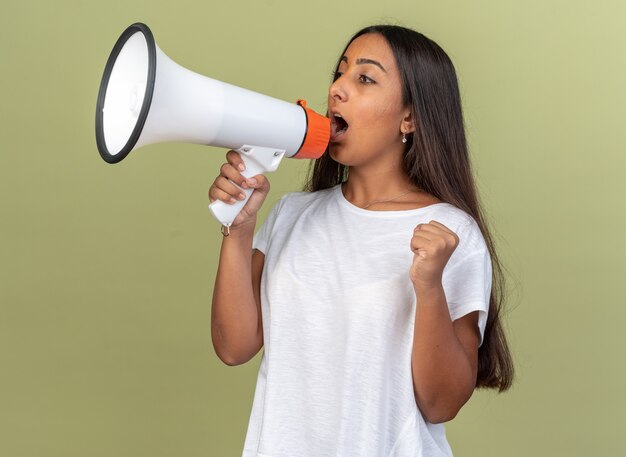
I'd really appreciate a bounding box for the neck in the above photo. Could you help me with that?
[342,165,417,207]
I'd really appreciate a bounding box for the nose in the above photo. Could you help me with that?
[329,77,347,102]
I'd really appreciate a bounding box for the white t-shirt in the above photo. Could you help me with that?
[242,184,492,457]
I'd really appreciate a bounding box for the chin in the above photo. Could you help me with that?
[330,142,378,169]
[329,144,351,166]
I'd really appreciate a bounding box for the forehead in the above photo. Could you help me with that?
[341,33,396,69]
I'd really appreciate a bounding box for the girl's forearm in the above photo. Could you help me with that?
[211,223,261,365]
[411,283,476,423]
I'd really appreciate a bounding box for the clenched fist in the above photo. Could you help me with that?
[208,150,270,229]
[410,220,459,290]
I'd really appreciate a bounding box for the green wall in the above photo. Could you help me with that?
[1,0,624,455]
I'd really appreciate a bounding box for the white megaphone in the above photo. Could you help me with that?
[96,22,330,227]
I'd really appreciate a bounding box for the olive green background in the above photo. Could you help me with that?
[1,0,623,455]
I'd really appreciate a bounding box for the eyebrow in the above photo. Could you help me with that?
[340,55,387,73]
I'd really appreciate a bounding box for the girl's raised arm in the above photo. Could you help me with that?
[209,150,269,365]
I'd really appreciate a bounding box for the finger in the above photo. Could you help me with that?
[414,222,445,234]
[214,176,247,201]
[209,185,241,205]
[413,224,441,239]
[414,222,454,242]
[428,220,456,236]
[411,232,435,249]
[226,150,246,172]
[239,176,271,218]
[219,162,252,189]
[415,226,456,250]
[245,173,269,190]
[424,221,459,245]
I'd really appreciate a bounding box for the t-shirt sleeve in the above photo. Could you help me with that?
[441,218,493,346]
[252,195,286,255]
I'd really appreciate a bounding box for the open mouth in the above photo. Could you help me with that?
[330,113,349,141]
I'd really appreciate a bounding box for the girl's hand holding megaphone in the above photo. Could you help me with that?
[208,150,270,231]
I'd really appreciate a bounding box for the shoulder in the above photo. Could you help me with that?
[282,186,336,204]
[426,203,474,233]
[256,188,337,245]
[427,204,488,254]
[275,186,337,212]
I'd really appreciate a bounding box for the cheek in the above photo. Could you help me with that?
[374,97,395,116]
[362,91,402,125]
[370,84,405,129]
[356,102,402,142]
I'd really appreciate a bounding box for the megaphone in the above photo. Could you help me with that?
[95,22,330,227]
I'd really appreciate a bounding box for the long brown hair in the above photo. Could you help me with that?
[304,25,514,391]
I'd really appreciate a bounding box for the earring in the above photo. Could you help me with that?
[401,132,407,144]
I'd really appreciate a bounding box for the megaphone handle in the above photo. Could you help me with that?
[208,146,286,227]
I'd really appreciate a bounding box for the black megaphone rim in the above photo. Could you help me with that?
[95,22,156,164]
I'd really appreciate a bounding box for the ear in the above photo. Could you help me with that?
[400,108,416,134]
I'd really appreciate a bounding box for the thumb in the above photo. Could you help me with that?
[240,174,270,216]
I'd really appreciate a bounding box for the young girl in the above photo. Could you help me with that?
[209,25,514,457]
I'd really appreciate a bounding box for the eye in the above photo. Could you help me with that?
[332,70,343,81]
[359,74,375,84]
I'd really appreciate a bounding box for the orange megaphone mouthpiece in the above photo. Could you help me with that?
[294,99,331,159]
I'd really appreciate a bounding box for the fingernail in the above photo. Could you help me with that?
[248,178,257,186]
[238,164,245,171]
[238,193,246,200]
[229,198,237,204]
